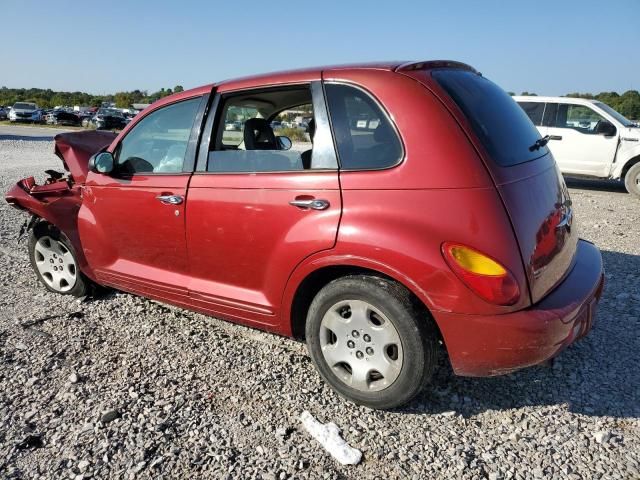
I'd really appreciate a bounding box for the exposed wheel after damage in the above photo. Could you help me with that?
[28,222,91,297]
[305,275,437,409]
[624,163,640,199]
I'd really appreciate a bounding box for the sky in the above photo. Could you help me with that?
[1,0,638,96]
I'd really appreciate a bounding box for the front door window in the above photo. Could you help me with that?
[115,98,200,174]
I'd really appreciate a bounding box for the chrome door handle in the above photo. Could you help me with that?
[289,198,330,210]
[549,135,563,141]
[156,194,184,205]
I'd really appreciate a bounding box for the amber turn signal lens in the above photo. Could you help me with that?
[442,243,520,306]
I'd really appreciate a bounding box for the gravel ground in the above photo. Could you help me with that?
[0,136,638,479]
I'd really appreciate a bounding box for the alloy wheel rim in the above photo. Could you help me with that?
[319,299,404,392]
[33,236,77,292]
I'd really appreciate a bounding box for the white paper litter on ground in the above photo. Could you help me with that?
[299,410,362,465]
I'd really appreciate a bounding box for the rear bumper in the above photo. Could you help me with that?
[436,239,604,376]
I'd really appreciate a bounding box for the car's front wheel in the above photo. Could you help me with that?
[624,162,640,199]
[305,275,437,409]
[28,222,91,297]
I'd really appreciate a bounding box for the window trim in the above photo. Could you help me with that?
[196,82,339,174]
[322,80,405,172]
[112,95,207,177]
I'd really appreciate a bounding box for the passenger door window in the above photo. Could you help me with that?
[555,104,609,135]
[207,85,336,172]
[324,83,402,170]
[518,102,545,126]
[115,98,201,175]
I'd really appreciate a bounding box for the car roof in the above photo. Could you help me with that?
[153,60,477,108]
[513,95,601,106]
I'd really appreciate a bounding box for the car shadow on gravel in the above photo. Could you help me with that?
[564,176,627,193]
[404,249,640,420]
[0,134,55,142]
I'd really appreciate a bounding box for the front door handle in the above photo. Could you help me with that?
[289,198,330,210]
[549,135,563,141]
[156,194,184,205]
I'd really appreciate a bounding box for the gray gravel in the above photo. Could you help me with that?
[0,135,638,479]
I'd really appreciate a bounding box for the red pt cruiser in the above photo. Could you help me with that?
[6,61,604,409]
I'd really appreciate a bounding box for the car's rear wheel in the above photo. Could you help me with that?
[28,222,91,297]
[624,162,640,199]
[305,275,437,409]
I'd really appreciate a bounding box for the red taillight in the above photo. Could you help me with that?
[442,242,520,306]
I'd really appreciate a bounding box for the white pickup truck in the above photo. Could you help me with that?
[515,96,640,198]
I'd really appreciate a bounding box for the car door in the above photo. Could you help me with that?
[79,95,206,301]
[185,81,341,328]
[543,102,618,176]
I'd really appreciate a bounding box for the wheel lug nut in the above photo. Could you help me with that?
[352,330,360,338]
[366,347,374,356]
[363,334,371,342]
[356,351,364,359]
[59,259,63,263]
[50,259,54,263]
[347,340,355,349]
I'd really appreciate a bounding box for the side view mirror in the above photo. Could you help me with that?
[596,120,617,137]
[277,135,292,151]
[89,151,115,174]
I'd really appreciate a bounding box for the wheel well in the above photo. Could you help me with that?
[290,265,445,347]
[621,156,640,179]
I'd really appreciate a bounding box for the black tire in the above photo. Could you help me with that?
[28,222,91,297]
[624,162,640,199]
[305,275,437,409]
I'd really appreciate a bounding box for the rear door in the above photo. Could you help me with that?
[543,102,618,177]
[185,81,341,327]
[425,68,578,303]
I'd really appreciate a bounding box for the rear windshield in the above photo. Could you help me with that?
[433,69,548,167]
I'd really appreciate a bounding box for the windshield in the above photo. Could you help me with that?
[594,102,635,127]
[433,69,548,167]
[13,103,36,110]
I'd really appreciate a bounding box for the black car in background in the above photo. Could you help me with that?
[91,108,127,130]
[46,110,81,126]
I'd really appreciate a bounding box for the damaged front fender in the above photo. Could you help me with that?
[6,177,97,282]
[5,130,116,281]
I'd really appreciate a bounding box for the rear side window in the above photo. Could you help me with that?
[433,69,548,167]
[325,83,402,170]
[518,102,544,126]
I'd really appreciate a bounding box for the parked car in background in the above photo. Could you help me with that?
[46,110,81,126]
[9,102,42,123]
[515,96,640,198]
[6,61,604,409]
[90,108,128,130]
[0,106,8,120]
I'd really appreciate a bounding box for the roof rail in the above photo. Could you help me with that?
[395,60,479,74]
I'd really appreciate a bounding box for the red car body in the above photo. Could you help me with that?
[6,61,604,377]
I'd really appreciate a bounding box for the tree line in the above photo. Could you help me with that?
[0,85,184,109]
[513,90,640,120]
